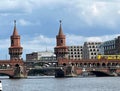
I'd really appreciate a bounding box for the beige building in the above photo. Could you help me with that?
[68,46,83,60]
[82,42,102,59]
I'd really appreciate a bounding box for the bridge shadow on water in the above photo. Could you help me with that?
[89,71,114,77]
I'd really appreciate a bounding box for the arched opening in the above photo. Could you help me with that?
[63,63,66,66]
[84,63,87,67]
[88,63,91,67]
[15,64,19,67]
[75,63,78,67]
[107,63,111,67]
[2,64,7,69]
[71,63,74,66]
[0,73,13,78]
[91,71,112,77]
[92,63,96,67]
[0,65,2,69]
[97,63,101,68]
[79,63,83,67]
[112,63,116,67]
[102,63,106,68]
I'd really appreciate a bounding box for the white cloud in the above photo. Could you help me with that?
[18,19,41,26]
[66,34,120,46]
[0,0,120,29]
[18,19,32,26]
[74,1,120,28]
[0,0,68,14]
[22,35,55,52]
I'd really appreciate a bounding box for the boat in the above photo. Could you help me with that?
[55,68,65,78]
[0,80,2,91]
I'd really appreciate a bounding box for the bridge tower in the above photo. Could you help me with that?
[54,20,68,59]
[9,20,23,60]
[8,20,27,78]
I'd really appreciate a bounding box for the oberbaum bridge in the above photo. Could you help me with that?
[1,20,120,78]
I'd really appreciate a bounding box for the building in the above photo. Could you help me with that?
[68,46,83,60]
[26,51,56,62]
[82,42,101,59]
[115,36,120,54]
[9,20,23,60]
[100,36,120,55]
[101,40,116,55]
[54,21,68,59]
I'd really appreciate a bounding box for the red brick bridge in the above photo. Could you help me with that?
[57,58,120,76]
[0,59,27,78]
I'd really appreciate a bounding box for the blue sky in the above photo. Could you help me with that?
[0,0,120,60]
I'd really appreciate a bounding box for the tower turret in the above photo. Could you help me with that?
[54,20,68,59]
[9,20,23,60]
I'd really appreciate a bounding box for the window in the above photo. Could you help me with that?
[11,40,14,45]
[90,49,92,51]
[61,40,63,43]
[92,46,95,48]
[93,49,96,51]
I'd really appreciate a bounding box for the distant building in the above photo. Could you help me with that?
[115,36,120,54]
[82,42,102,59]
[26,51,56,62]
[100,36,120,55]
[101,40,116,55]
[68,46,83,60]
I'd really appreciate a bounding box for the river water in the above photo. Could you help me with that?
[1,76,120,91]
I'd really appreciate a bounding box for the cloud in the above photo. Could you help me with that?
[0,0,120,30]
[74,0,120,28]
[22,35,55,52]
[0,0,68,14]
[18,19,40,26]
[66,34,120,46]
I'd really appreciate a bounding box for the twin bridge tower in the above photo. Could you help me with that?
[0,20,27,78]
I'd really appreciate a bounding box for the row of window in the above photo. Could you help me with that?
[68,49,83,51]
[69,55,82,58]
[69,46,83,48]
[86,45,99,48]
[104,45,115,50]
[85,42,101,45]
[90,52,97,55]
[89,49,99,52]
[69,52,82,54]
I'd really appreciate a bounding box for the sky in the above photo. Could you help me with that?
[0,0,120,60]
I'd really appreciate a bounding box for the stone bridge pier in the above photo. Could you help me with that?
[0,60,27,78]
[13,64,27,78]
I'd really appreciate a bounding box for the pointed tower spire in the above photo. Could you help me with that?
[9,20,23,60]
[58,20,64,35]
[54,20,68,59]
[13,20,18,36]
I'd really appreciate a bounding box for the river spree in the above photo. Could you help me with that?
[1,76,120,91]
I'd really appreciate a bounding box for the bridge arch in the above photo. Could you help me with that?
[0,73,13,78]
[97,63,101,67]
[102,63,106,67]
[90,71,112,77]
